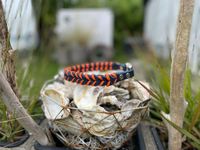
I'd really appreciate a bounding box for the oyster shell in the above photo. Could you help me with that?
[121,99,141,118]
[102,85,130,101]
[41,82,70,120]
[68,78,150,138]
[40,72,151,149]
[73,85,104,110]
[80,105,123,137]
[120,78,150,101]
[98,95,123,109]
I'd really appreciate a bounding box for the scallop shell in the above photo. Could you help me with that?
[41,82,70,120]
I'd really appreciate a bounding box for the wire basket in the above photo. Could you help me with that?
[40,72,150,150]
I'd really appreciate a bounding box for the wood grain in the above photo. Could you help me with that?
[169,0,195,150]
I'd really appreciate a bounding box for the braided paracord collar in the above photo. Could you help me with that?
[64,62,134,86]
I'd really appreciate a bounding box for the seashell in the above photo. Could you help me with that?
[98,95,123,109]
[102,85,130,101]
[53,114,90,138]
[54,70,65,82]
[41,71,151,149]
[120,78,150,101]
[121,99,141,119]
[41,82,70,120]
[73,85,104,110]
[120,99,149,132]
[122,108,148,132]
[43,81,75,99]
[71,79,150,138]
[63,81,76,98]
[81,105,124,137]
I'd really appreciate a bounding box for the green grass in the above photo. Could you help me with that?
[146,61,200,149]
[0,53,59,142]
[16,54,59,113]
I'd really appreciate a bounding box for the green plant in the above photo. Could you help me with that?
[16,55,59,113]
[0,54,59,142]
[0,104,22,142]
[0,0,59,144]
[147,63,200,149]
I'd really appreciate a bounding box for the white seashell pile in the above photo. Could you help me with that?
[40,70,150,150]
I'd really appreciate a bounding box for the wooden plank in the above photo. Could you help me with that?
[139,123,157,150]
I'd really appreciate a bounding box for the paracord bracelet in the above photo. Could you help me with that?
[64,62,134,86]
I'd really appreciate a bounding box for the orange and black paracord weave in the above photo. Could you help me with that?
[64,61,134,86]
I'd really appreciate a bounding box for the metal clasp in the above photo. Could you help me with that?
[125,63,133,70]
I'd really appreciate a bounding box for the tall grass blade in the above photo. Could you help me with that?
[189,93,200,131]
[161,114,200,148]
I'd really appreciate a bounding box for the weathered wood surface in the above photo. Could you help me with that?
[139,123,158,150]
[0,0,19,97]
[145,0,195,149]
[0,73,53,146]
[0,0,53,146]
[169,0,194,150]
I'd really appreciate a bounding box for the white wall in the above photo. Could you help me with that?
[144,0,200,75]
[2,0,38,51]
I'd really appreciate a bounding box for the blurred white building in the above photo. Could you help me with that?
[54,9,114,64]
[144,0,200,75]
[55,8,113,48]
[2,0,38,51]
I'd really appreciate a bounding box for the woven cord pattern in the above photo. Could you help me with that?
[64,62,134,86]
